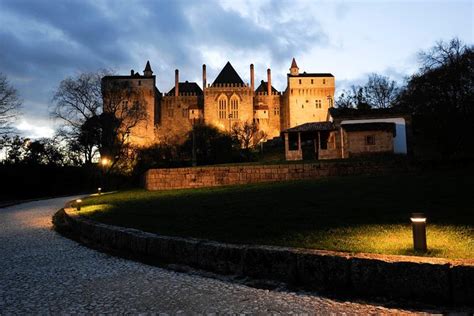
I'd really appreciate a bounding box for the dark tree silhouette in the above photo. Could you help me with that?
[397,38,474,158]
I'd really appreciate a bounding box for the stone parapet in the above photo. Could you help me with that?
[144,161,404,191]
[53,207,474,306]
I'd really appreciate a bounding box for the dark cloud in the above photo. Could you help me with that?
[0,0,328,137]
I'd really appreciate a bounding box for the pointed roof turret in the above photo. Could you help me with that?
[212,61,244,85]
[290,57,299,76]
[291,57,298,69]
[143,60,153,77]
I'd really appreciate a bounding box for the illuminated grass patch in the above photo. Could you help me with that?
[80,167,474,259]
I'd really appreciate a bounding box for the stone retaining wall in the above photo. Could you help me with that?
[53,207,473,306]
[144,161,402,190]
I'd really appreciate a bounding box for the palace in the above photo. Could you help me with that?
[102,59,410,160]
[102,58,335,146]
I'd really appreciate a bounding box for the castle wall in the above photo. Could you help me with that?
[254,93,282,139]
[155,94,202,143]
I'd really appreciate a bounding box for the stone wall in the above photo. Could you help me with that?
[345,130,394,158]
[53,207,474,306]
[144,161,399,191]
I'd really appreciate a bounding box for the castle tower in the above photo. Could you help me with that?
[282,58,335,129]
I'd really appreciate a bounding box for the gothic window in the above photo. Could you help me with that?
[230,96,239,119]
[315,100,322,109]
[274,107,280,115]
[311,79,314,84]
[218,95,227,119]
[299,79,302,84]
[323,79,326,84]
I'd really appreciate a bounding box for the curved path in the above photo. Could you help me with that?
[0,197,439,314]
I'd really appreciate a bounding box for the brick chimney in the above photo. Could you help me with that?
[175,69,179,97]
[250,64,255,92]
[267,68,272,95]
[202,64,207,89]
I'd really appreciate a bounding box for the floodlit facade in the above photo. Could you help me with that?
[102,58,335,146]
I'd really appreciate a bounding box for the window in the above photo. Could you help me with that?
[323,79,326,84]
[138,80,141,86]
[366,135,375,145]
[274,107,280,115]
[230,96,239,119]
[182,108,187,118]
[315,99,322,109]
[122,100,129,108]
[299,79,302,84]
[218,95,227,119]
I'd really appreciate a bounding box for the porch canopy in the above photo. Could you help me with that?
[282,121,337,160]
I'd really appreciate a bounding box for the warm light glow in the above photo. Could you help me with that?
[76,199,82,203]
[410,218,426,223]
[101,158,109,166]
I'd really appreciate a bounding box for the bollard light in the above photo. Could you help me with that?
[410,212,427,252]
[76,199,82,211]
[98,187,102,195]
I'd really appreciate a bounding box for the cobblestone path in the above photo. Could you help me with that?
[0,197,445,314]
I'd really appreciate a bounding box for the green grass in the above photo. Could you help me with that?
[79,167,474,259]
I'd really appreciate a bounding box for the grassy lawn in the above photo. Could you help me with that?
[78,167,474,259]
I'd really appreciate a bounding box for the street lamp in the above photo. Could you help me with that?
[410,213,427,252]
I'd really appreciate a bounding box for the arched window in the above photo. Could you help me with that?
[230,95,239,119]
[218,95,227,119]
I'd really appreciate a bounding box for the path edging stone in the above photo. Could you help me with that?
[52,207,474,306]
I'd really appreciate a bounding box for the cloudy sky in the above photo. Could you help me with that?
[0,0,472,138]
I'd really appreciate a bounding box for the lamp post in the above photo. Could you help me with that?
[410,213,427,252]
[100,157,110,193]
[76,199,82,211]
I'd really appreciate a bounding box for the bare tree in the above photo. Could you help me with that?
[51,71,109,163]
[99,78,148,172]
[231,121,267,150]
[419,38,468,71]
[363,74,399,108]
[0,73,22,135]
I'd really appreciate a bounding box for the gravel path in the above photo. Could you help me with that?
[0,196,446,314]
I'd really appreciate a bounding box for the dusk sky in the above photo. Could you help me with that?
[0,0,472,139]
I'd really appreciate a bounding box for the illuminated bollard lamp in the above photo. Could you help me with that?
[98,187,102,195]
[75,199,82,211]
[410,213,427,252]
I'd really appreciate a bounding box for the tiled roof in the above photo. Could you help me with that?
[329,107,407,118]
[167,81,203,95]
[144,60,152,72]
[291,57,298,69]
[255,80,278,94]
[342,122,396,135]
[283,121,336,133]
[212,62,244,85]
[288,72,334,77]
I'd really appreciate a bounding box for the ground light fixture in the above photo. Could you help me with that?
[76,199,82,211]
[410,212,427,252]
[98,187,102,195]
